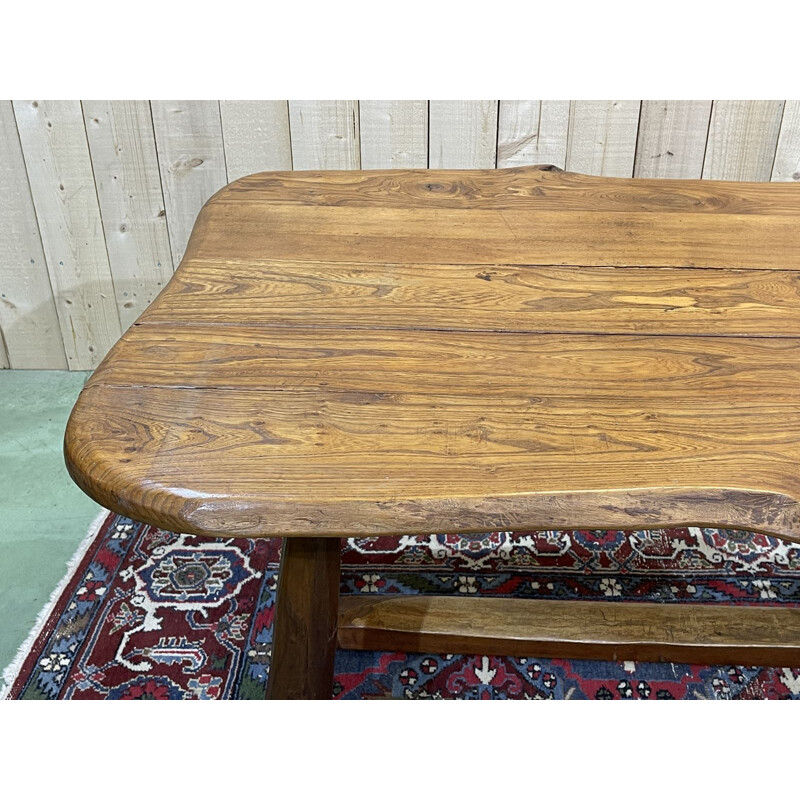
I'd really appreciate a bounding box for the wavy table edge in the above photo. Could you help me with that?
[63,427,800,542]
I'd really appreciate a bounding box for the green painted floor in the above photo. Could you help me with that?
[0,370,101,690]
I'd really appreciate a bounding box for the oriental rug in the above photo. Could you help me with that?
[4,512,800,699]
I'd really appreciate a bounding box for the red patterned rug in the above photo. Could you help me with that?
[4,512,800,699]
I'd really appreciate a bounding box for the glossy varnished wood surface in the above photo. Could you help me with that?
[210,167,800,215]
[183,168,800,270]
[338,596,800,667]
[65,166,800,540]
[139,260,800,337]
[182,202,800,270]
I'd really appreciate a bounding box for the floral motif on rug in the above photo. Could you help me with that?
[6,514,800,699]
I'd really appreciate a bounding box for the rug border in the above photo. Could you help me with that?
[0,509,111,700]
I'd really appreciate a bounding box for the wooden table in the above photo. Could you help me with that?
[65,166,800,698]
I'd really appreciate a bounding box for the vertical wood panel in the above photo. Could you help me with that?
[0,101,66,368]
[566,101,641,177]
[359,101,428,169]
[497,101,570,169]
[634,101,712,179]
[14,100,121,370]
[83,101,174,331]
[771,100,800,182]
[702,101,784,181]
[219,101,292,180]
[288,101,360,170]
[429,101,498,169]
[151,101,228,265]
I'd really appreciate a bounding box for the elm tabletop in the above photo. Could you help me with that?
[65,166,800,698]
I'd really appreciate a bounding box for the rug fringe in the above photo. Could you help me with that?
[0,509,111,699]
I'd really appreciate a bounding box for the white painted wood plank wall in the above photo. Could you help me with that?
[566,100,641,177]
[83,100,174,330]
[497,101,570,169]
[151,101,228,265]
[360,101,428,169]
[429,101,498,169]
[634,101,712,179]
[288,101,360,170]
[702,101,785,181]
[773,101,800,181]
[4,98,800,370]
[220,101,293,179]
[0,101,65,368]
[13,100,121,370]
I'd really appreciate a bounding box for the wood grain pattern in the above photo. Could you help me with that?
[219,101,292,180]
[64,167,800,544]
[566,101,641,177]
[150,100,228,265]
[359,100,428,169]
[266,537,341,699]
[0,101,66,368]
[187,194,800,270]
[141,260,800,338]
[66,382,800,539]
[429,101,498,169]
[90,326,800,403]
[497,100,570,169]
[83,101,174,330]
[211,167,800,215]
[14,100,122,370]
[288,101,360,170]
[338,595,800,666]
[771,100,800,182]
[703,101,785,181]
[634,101,712,179]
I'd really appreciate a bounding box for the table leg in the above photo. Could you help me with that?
[266,536,342,699]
